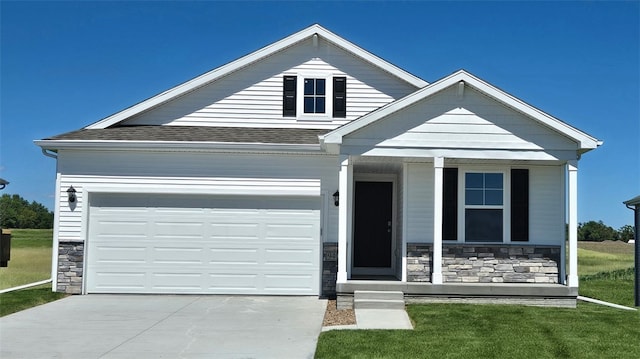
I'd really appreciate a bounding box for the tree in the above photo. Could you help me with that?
[618,225,635,242]
[577,220,619,242]
[0,194,53,229]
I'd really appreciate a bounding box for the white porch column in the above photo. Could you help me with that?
[337,156,353,283]
[567,160,579,288]
[432,157,444,284]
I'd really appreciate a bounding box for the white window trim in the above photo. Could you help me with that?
[297,73,333,121]
[457,167,511,243]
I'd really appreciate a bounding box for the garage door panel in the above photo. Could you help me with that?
[87,194,320,295]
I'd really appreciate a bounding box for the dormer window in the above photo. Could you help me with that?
[304,79,326,113]
[283,75,346,119]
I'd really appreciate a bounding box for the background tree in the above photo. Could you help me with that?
[618,225,635,242]
[0,194,54,229]
[578,220,620,242]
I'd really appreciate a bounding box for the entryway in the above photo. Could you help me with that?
[352,180,395,276]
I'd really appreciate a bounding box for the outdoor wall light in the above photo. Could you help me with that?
[67,186,77,203]
[333,190,339,207]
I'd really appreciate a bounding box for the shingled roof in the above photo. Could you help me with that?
[47,126,329,145]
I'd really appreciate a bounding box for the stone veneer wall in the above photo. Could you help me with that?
[406,243,432,282]
[406,243,561,284]
[57,241,84,294]
[322,243,338,298]
[442,245,561,283]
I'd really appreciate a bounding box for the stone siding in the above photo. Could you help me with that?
[322,242,338,298]
[57,241,84,294]
[442,245,561,283]
[406,243,431,282]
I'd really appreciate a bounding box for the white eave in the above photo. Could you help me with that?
[85,24,428,130]
[34,140,323,154]
[322,70,602,152]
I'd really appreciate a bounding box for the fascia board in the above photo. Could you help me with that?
[459,72,601,150]
[34,140,323,153]
[323,72,459,144]
[325,70,601,151]
[86,24,428,130]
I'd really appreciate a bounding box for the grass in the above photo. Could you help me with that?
[577,241,634,275]
[0,229,67,317]
[317,241,638,358]
[316,303,640,359]
[0,229,54,290]
[0,284,67,317]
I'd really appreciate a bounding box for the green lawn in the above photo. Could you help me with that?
[0,229,54,290]
[316,303,640,359]
[317,241,638,358]
[577,241,634,275]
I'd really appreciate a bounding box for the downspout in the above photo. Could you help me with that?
[624,202,639,307]
[41,148,58,291]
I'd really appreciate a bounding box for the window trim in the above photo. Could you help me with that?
[297,74,333,121]
[457,167,511,243]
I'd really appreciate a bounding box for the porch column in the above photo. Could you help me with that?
[567,160,579,288]
[432,157,444,284]
[337,156,353,283]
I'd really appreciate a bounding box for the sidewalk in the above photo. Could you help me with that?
[322,308,413,331]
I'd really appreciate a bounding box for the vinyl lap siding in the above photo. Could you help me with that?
[529,165,564,244]
[123,39,416,129]
[405,163,434,243]
[55,150,339,243]
[347,86,577,154]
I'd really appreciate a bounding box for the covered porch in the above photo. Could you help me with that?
[327,155,578,308]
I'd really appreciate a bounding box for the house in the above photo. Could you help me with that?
[36,24,601,308]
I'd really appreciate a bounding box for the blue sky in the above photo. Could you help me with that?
[1,1,638,229]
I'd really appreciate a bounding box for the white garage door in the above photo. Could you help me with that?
[86,193,320,295]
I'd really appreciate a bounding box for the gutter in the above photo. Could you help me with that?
[41,149,58,159]
[34,140,323,154]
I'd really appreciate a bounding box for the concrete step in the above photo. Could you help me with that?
[354,290,405,310]
[354,290,404,301]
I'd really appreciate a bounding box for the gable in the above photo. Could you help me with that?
[86,24,426,131]
[338,84,582,161]
[323,70,601,160]
[121,37,418,130]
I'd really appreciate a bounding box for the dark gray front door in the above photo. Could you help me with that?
[353,181,393,269]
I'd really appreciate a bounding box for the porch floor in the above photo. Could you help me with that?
[336,281,578,308]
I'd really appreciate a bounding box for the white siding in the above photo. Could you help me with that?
[343,86,578,159]
[55,150,339,243]
[122,38,416,129]
[529,165,565,244]
[405,163,434,243]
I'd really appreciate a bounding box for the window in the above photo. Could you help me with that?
[304,78,326,113]
[282,75,347,118]
[464,172,504,242]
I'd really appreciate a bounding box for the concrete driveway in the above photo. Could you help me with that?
[0,295,327,359]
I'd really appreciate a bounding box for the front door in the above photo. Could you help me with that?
[352,181,394,274]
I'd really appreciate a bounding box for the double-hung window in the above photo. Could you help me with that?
[464,172,504,242]
[304,78,326,113]
[282,75,346,118]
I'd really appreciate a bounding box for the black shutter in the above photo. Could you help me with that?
[443,168,458,241]
[333,77,346,118]
[283,76,296,117]
[511,169,529,241]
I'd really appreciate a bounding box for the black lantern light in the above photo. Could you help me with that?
[67,186,77,203]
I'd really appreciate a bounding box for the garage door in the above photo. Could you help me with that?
[86,193,320,295]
